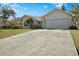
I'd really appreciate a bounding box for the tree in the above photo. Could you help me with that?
[72,5,79,14]
[71,5,79,26]
[61,3,66,11]
[26,17,34,28]
[0,6,16,28]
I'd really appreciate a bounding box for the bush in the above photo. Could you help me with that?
[34,26,43,29]
[69,26,78,29]
[12,26,21,29]
[5,26,12,29]
[0,26,12,29]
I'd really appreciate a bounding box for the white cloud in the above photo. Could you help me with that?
[0,3,21,10]
[43,5,48,8]
[55,3,67,8]
[56,3,63,8]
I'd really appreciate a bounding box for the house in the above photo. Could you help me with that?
[32,16,42,28]
[19,9,77,29]
[20,15,30,28]
[42,9,76,29]
[21,15,42,29]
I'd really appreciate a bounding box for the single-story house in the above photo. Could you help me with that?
[32,17,42,28]
[20,15,31,28]
[21,15,42,28]
[42,9,76,29]
[20,9,77,29]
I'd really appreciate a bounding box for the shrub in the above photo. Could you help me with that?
[69,26,78,29]
[0,26,12,29]
[34,26,43,29]
[6,26,12,29]
[12,26,21,29]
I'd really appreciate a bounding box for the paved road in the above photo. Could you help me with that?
[0,30,78,56]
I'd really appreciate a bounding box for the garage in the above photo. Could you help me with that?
[45,19,71,29]
[42,9,74,29]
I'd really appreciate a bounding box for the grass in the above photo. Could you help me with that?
[71,30,79,53]
[0,29,33,39]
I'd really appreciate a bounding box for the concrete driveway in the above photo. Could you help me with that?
[0,30,78,56]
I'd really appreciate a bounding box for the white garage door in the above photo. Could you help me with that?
[46,19,71,29]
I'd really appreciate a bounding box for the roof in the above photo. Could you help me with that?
[43,9,76,18]
[33,17,43,21]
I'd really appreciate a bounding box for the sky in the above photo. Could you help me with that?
[0,3,79,17]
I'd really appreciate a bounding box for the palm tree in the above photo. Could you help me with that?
[0,6,16,28]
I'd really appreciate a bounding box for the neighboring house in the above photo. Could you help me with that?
[42,9,76,29]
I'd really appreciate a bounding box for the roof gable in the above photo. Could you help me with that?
[43,9,75,17]
[42,9,76,20]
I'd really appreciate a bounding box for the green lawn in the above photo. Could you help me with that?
[0,29,33,39]
[71,30,79,50]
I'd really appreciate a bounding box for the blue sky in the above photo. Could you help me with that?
[0,3,79,17]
